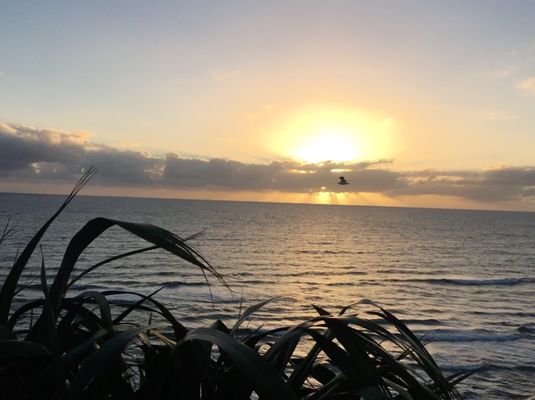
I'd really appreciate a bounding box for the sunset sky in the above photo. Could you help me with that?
[2,1,535,210]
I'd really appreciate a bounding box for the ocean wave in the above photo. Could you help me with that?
[385,277,535,286]
[439,277,535,286]
[518,325,535,334]
[163,281,209,288]
[438,363,535,376]
[400,318,444,326]
[295,249,352,255]
[482,364,535,373]
[70,283,106,291]
[416,328,529,343]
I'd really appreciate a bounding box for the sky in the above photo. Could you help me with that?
[1,1,535,210]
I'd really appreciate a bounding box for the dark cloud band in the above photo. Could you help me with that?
[1,123,535,204]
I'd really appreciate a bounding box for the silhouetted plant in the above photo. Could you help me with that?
[0,171,474,399]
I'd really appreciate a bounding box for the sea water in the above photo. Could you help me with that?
[0,193,534,399]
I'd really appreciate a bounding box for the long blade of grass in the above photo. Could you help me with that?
[0,218,13,247]
[68,325,157,397]
[39,245,48,299]
[446,366,483,387]
[181,327,299,400]
[287,303,334,390]
[38,245,60,355]
[231,297,275,334]
[243,326,289,349]
[306,328,366,386]
[101,289,188,339]
[264,317,325,364]
[8,298,47,329]
[112,286,164,325]
[336,322,441,399]
[289,315,335,390]
[382,378,414,400]
[312,304,331,316]
[0,167,96,324]
[320,318,382,388]
[67,245,158,289]
[27,217,219,344]
[9,298,102,335]
[61,328,108,365]
[303,373,345,400]
[371,308,453,395]
[75,291,114,332]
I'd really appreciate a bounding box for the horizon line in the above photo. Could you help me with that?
[1,189,534,215]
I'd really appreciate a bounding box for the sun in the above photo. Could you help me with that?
[292,131,359,163]
[269,104,393,164]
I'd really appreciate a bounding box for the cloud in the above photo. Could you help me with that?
[515,77,535,95]
[0,123,87,171]
[162,154,400,193]
[2,123,535,207]
[392,167,535,202]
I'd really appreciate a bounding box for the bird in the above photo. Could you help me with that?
[338,176,349,185]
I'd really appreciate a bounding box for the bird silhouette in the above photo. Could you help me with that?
[338,176,349,185]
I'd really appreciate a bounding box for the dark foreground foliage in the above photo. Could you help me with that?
[0,170,474,400]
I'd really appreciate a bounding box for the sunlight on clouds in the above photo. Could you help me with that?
[515,77,535,95]
[6,122,535,210]
[269,105,395,164]
[308,191,399,207]
[314,191,334,204]
[313,191,353,205]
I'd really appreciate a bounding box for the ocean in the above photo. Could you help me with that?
[0,192,534,399]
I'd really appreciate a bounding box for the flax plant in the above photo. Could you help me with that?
[0,171,474,400]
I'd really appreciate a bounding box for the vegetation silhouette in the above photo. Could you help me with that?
[0,170,475,399]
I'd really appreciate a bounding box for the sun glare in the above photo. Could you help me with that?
[293,133,357,163]
[269,105,394,164]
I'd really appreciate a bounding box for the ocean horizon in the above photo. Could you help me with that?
[3,190,535,214]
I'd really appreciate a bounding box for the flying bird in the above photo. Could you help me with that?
[338,176,349,185]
